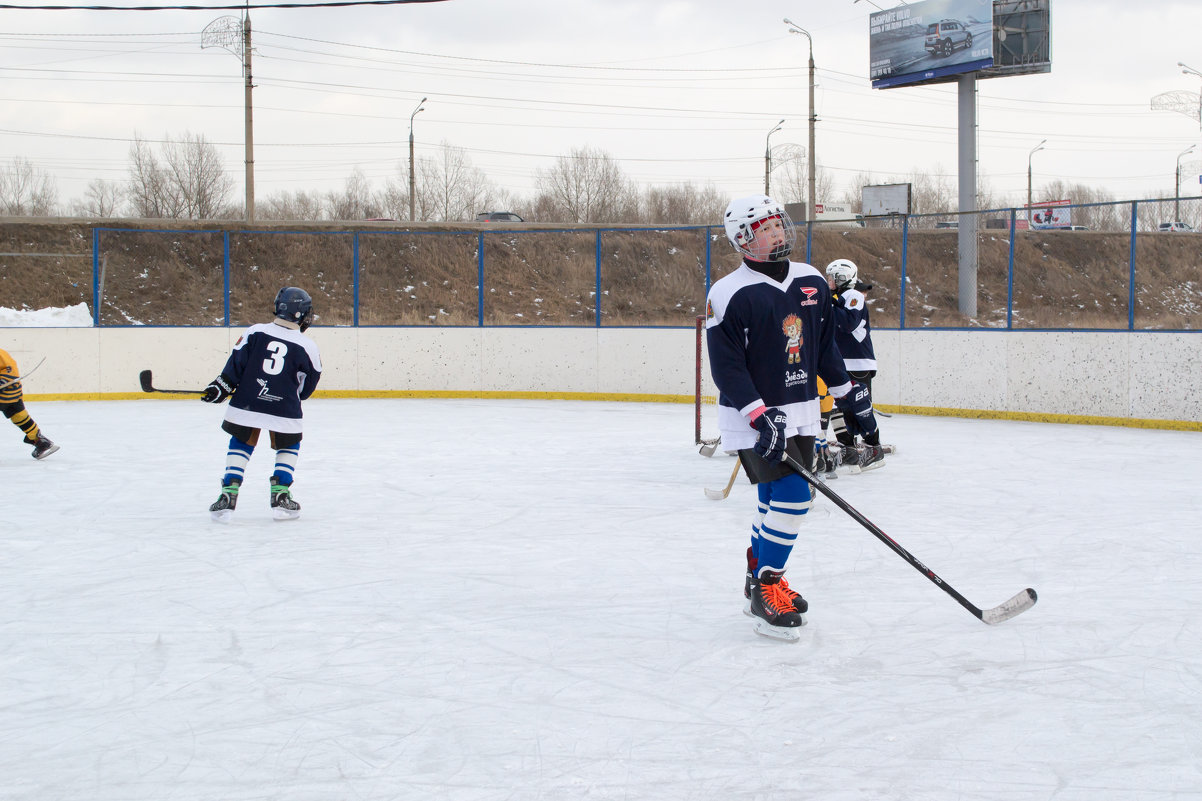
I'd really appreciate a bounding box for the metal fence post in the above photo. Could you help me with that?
[352,232,360,327]
[1128,201,1138,331]
[1007,208,1016,330]
[91,228,101,327]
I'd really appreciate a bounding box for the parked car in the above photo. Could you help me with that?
[1157,221,1194,232]
[475,212,524,222]
[924,19,973,57]
[934,221,958,229]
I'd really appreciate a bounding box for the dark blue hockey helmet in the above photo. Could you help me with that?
[274,286,314,330]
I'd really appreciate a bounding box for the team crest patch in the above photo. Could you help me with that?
[782,314,803,364]
[706,298,714,320]
[799,286,819,306]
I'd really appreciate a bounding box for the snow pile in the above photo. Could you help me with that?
[0,303,93,327]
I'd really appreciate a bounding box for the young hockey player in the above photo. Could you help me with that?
[706,196,879,641]
[0,348,58,460]
[202,287,322,522]
[825,258,885,471]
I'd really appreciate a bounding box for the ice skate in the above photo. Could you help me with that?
[743,549,807,617]
[30,434,59,460]
[270,479,301,521]
[748,571,805,641]
[847,443,886,474]
[818,447,838,480]
[209,480,240,523]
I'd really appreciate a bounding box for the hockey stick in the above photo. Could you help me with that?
[704,458,741,500]
[139,369,202,395]
[0,357,46,391]
[783,453,1037,625]
[698,437,721,457]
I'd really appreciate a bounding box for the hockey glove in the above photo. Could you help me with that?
[751,407,789,464]
[201,375,236,404]
[833,382,877,439]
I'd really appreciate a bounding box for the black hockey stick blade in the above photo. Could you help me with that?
[783,453,1037,625]
[139,369,202,395]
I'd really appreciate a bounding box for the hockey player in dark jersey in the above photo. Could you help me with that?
[825,259,886,471]
[202,287,323,522]
[707,195,879,641]
[0,347,58,460]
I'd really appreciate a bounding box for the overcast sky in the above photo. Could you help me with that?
[3,0,1202,213]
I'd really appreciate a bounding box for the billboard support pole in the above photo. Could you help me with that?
[957,73,978,318]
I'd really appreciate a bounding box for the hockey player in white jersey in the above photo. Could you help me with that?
[825,258,886,471]
[706,196,879,640]
[202,287,322,522]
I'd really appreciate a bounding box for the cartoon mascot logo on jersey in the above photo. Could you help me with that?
[782,314,803,364]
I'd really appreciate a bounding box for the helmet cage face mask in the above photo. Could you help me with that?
[724,196,796,261]
[825,259,858,292]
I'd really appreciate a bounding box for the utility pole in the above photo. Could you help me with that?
[242,14,254,223]
[764,119,784,196]
[784,20,817,224]
[1176,144,1195,220]
[202,14,255,222]
[409,97,426,221]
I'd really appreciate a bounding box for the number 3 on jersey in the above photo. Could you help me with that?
[262,340,288,375]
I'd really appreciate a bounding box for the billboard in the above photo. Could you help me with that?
[869,0,994,89]
[1026,199,1072,230]
[862,183,912,217]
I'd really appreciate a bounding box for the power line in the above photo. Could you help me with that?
[0,0,448,10]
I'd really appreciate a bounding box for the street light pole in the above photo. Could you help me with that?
[1176,144,1195,220]
[408,97,426,222]
[1179,62,1202,131]
[784,19,816,224]
[1027,138,1046,222]
[764,119,784,195]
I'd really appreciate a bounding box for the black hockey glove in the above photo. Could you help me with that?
[834,382,877,439]
[201,375,236,404]
[751,407,789,464]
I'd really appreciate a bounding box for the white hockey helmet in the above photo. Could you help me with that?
[825,258,858,292]
[723,195,796,261]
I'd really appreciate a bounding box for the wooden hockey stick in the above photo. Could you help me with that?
[0,357,46,391]
[139,369,202,395]
[704,458,741,500]
[783,453,1037,625]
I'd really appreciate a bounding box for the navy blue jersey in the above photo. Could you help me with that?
[830,288,877,371]
[706,261,851,449]
[221,322,322,434]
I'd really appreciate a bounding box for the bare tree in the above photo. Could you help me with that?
[535,146,635,223]
[325,169,381,220]
[70,179,126,217]
[408,141,507,222]
[127,133,234,219]
[643,182,728,224]
[0,156,58,216]
[259,189,326,221]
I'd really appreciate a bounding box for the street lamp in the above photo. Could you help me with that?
[784,19,817,224]
[1176,144,1195,220]
[1179,62,1202,131]
[764,119,784,195]
[408,97,426,221]
[1027,138,1046,221]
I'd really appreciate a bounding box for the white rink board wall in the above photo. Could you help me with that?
[2,327,1200,424]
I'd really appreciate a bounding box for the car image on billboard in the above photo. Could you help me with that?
[869,0,994,89]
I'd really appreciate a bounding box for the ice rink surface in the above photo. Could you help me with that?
[3,397,1200,800]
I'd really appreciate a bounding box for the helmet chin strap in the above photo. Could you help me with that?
[768,243,793,261]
